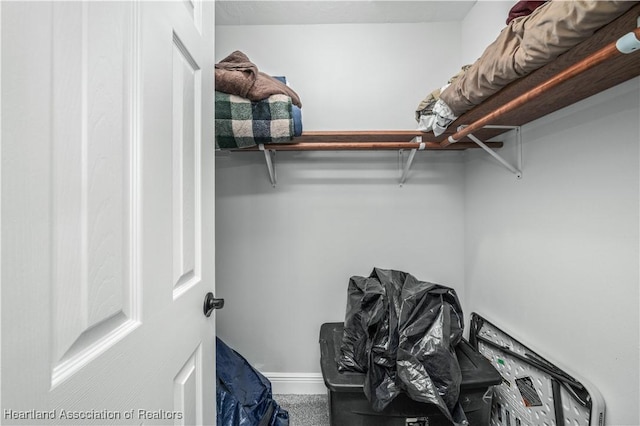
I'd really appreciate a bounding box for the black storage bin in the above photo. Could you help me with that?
[319,322,501,426]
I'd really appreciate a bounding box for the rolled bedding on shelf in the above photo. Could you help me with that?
[273,76,303,137]
[215,91,303,149]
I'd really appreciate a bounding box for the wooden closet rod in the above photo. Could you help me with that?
[231,131,503,151]
[238,141,502,151]
[443,27,640,147]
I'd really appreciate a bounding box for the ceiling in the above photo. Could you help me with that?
[215,1,478,26]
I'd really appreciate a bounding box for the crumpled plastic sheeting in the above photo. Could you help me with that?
[216,338,289,426]
[338,268,467,425]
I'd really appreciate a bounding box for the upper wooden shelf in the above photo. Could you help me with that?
[436,3,640,145]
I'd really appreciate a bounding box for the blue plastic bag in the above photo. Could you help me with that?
[216,338,289,426]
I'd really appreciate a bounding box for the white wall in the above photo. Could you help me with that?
[216,22,463,130]
[216,151,466,374]
[460,0,512,64]
[215,22,466,376]
[464,78,640,426]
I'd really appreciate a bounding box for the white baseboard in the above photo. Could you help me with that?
[262,372,326,395]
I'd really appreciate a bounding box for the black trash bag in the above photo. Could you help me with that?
[216,338,289,426]
[338,268,466,425]
[337,275,374,373]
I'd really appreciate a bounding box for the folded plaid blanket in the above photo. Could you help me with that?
[215,91,295,149]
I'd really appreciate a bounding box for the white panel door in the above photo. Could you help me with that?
[1,1,216,424]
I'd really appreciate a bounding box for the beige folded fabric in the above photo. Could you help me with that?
[440,0,637,117]
[415,65,471,121]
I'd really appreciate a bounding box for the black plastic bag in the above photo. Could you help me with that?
[338,268,466,425]
[216,338,289,426]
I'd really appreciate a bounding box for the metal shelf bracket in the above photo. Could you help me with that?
[258,144,277,187]
[460,125,522,179]
[398,136,426,186]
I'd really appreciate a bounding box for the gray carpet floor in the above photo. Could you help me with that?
[274,394,330,426]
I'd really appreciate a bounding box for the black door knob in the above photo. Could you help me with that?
[203,292,224,317]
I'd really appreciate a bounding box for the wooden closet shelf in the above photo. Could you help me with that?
[436,4,640,146]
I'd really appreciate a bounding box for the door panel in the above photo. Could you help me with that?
[49,1,141,389]
[174,343,204,425]
[172,32,202,299]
